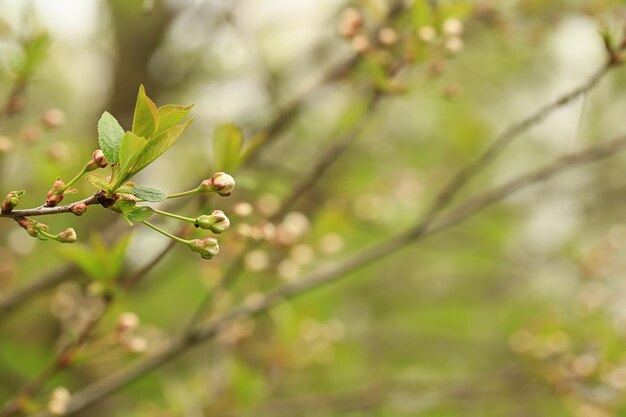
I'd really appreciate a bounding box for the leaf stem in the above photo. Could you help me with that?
[165,188,201,199]
[151,209,195,223]
[141,221,189,245]
[62,165,89,191]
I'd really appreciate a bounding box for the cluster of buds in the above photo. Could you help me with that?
[136,172,235,260]
[199,172,236,197]
[15,217,77,243]
[337,6,400,54]
[47,387,71,415]
[115,312,148,354]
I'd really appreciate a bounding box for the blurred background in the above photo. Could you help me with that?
[2,0,626,416]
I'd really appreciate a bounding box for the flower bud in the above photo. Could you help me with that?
[337,7,363,38]
[1,190,23,214]
[57,228,77,243]
[117,312,139,335]
[188,237,220,260]
[70,202,88,216]
[86,149,108,171]
[200,172,236,197]
[46,192,64,207]
[378,27,398,46]
[442,18,464,37]
[195,210,230,234]
[47,386,71,415]
[41,108,66,129]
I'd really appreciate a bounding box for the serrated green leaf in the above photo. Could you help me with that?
[132,85,159,139]
[117,131,147,185]
[132,119,193,175]
[97,111,125,164]
[157,104,193,134]
[85,174,109,190]
[125,185,166,202]
[213,123,244,172]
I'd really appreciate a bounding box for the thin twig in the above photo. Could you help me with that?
[0,194,101,218]
[31,133,626,417]
[425,59,616,218]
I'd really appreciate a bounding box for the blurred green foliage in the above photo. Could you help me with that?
[1,1,626,417]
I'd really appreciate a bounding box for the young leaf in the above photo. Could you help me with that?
[132,85,159,139]
[97,111,125,163]
[124,185,166,202]
[124,206,154,222]
[132,119,193,175]
[157,104,193,134]
[213,123,244,172]
[118,131,147,185]
[115,199,154,224]
[85,174,110,190]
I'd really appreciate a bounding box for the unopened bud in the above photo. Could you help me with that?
[46,192,64,207]
[337,7,363,38]
[200,172,236,197]
[188,237,220,260]
[378,27,398,46]
[418,26,436,43]
[70,202,88,216]
[47,387,71,415]
[351,35,371,53]
[442,18,464,37]
[1,190,24,214]
[87,149,108,171]
[117,312,139,334]
[444,36,464,54]
[57,228,77,243]
[41,108,66,129]
[195,210,230,234]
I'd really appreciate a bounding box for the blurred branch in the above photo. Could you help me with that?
[0,265,79,317]
[0,296,113,417]
[32,133,626,416]
[426,58,618,217]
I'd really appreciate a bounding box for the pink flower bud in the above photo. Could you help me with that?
[70,202,88,216]
[200,172,236,197]
[188,237,220,260]
[195,210,230,234]
[90,149,108,169]
[41,108,66,129]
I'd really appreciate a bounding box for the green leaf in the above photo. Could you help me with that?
[132,85,159,139]
[97,111,125,164]
[115,199,154,224]
[85,174,109,190]
[157,104,193,134]
[125,185,166,202]
[213,123,244,172]
[125,206,154,222]
[59,243,106,280]
[118,131,147,185]
[132,119,193,175]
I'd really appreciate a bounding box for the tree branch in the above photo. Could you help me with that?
[0,194,102,219]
